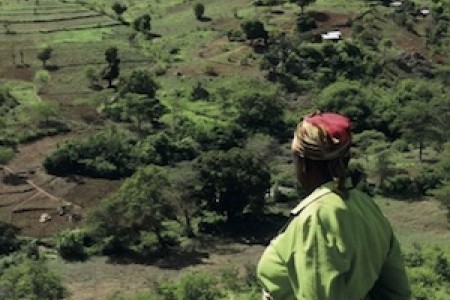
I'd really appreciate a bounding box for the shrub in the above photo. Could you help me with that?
[415,167,442,196]
[56,230,87,260]
[0,221,20,256]
[156,272,223,300]
[0,146,14,164]
[380,173,415,197]
[296,15,317,32]
[0,259,67,299]
[44,128,138,178]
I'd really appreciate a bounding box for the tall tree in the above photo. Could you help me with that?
[123,93,167,132]
[89,166,175,250]
[290,0,317,15]
[102,47,120,88]
[393,100,443,161]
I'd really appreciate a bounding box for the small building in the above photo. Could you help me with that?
[321,30,342,42]
[390,1,403,7]
[419,8,430,17]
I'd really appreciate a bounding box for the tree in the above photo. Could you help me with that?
[166,163,202,237]
[241,20,268,45]
[0,221,20,256]
[316,81,376,133]
[36,46,52,68]
[119,69,159,97]
[196,148,271,220]
[111,2,127,18]
[235,89,284,135]
[122,93,167,132]
[102,47,120,88]
[290,0,317,15]
[0,259,67,299]
[353,130,387,163]
[296,14,317,32]
[132,14,151,33]
[194,3,205,20]
[393,101,444,161]
[88,165,176,250]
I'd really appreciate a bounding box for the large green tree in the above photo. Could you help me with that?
[316,81,376,133]
[119,69,159,97]
[393,100,444,161]
[122,93,167,132]
[196,148,271,220]
[0,259,67,299]
[89,166,175,251]
[235,89,284,135]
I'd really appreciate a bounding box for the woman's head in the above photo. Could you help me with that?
[292,112,352,194]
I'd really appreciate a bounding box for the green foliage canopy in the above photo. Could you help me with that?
[89,165,175,251]
[196,148,271,220]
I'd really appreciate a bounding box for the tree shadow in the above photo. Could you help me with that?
[146,32,162,41]
[199,212,290,245]
[198,16,212,22]
[106,247,209,269]
[308,11,330,22]
[45,64,60,71]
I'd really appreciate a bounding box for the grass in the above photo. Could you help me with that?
[375,196,450,248]
[3,80,40,104]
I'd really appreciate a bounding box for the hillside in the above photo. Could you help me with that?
[1,0,450,299]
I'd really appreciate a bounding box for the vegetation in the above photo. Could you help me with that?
[0,0,449,298]
[194,3,206,20]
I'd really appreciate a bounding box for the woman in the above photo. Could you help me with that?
[257,112,411,300]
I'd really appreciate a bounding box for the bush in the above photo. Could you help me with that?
[56,230,87,260]
[0,259,67,299]
[0,146,14,164]
[44,128,138,178]
[296,15,317,32]
[0,221,20,256]
[156,272,223,300]
[415,167,442,196]
[379,173,415,197]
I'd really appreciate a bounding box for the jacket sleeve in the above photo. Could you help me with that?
[290,208,351,300]
[370,234,411,300]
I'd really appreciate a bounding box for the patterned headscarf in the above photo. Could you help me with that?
[292,112,351,160]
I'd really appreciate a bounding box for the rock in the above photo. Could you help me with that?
[39,213,51,223]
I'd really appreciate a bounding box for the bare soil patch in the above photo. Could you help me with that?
[0,65,35,82]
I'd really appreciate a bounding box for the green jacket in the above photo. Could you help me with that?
[257,182,411,300]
